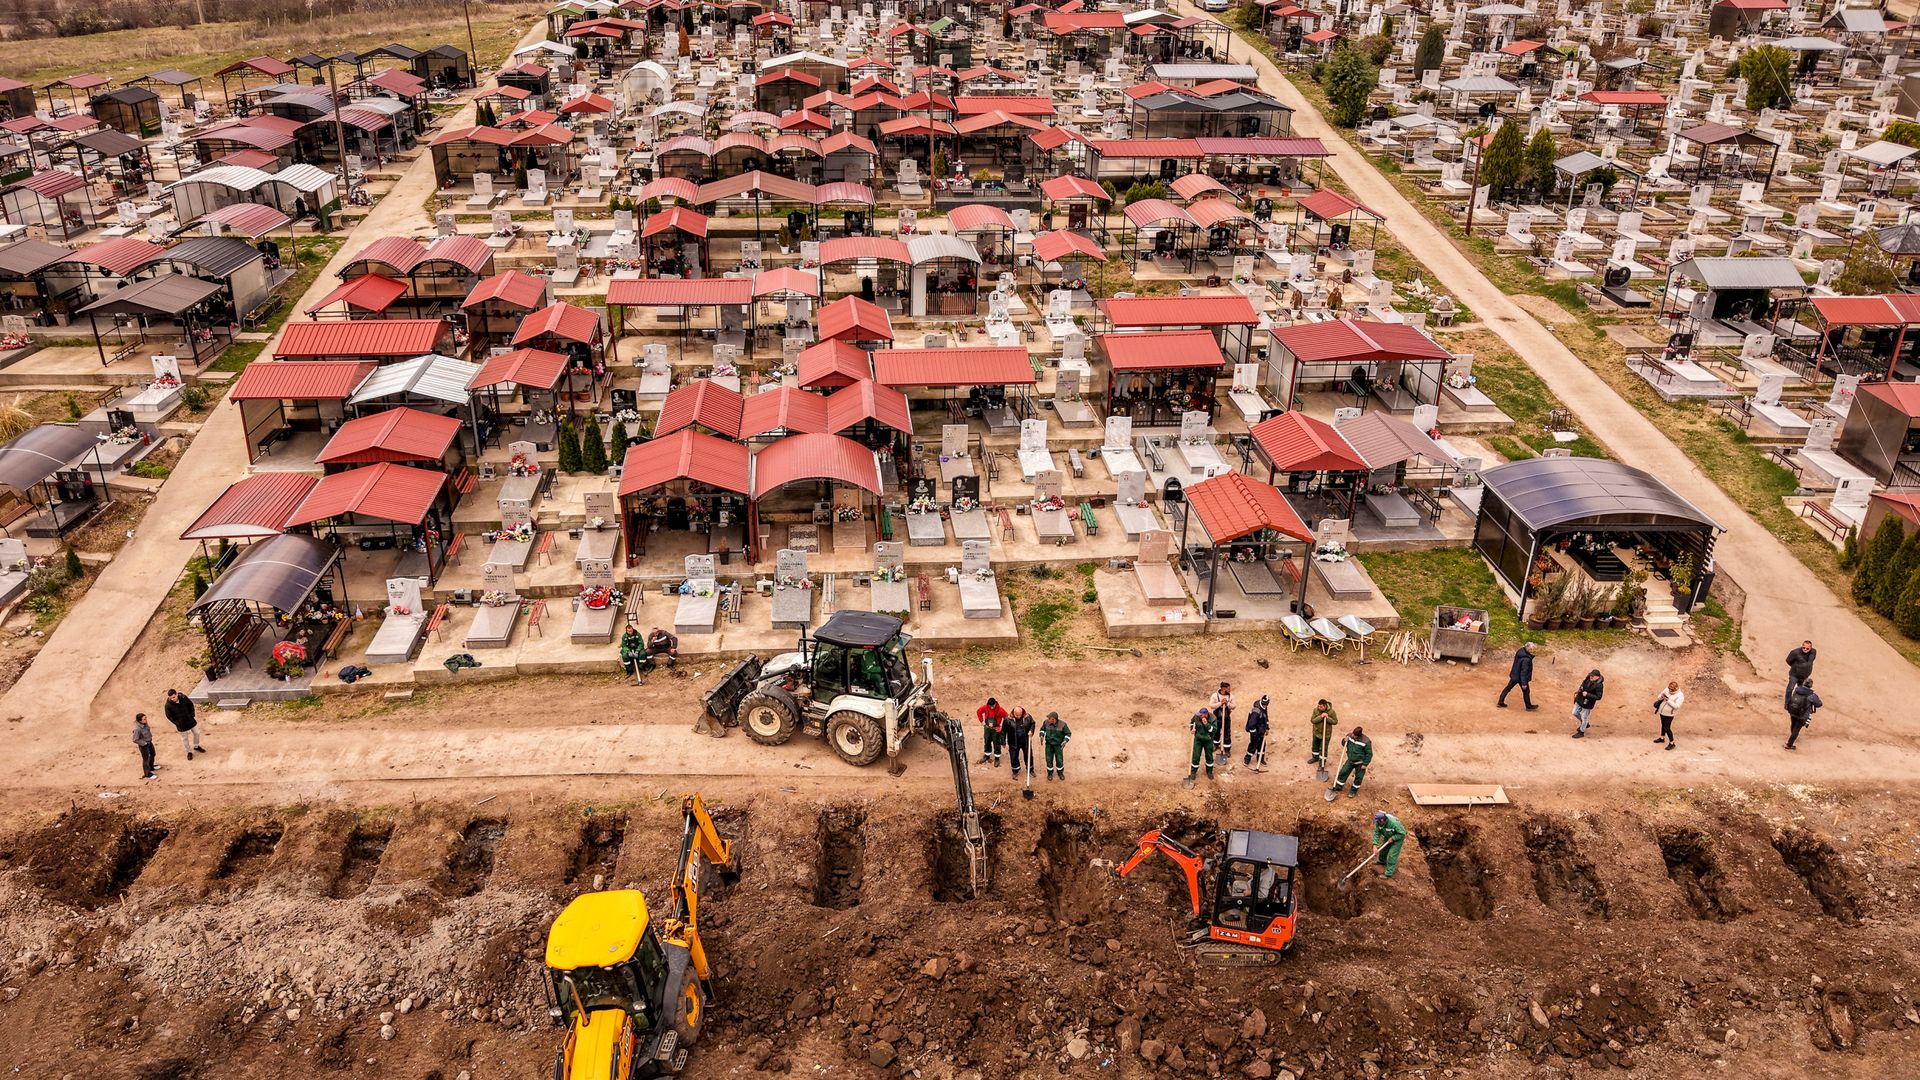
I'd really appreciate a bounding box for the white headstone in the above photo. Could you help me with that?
[961,539,991,576]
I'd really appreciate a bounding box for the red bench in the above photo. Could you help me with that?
[445,533,465,565]
[997,507,1015,541]
[1801,501,1849,543]
[917,572,932,611]
[535,530,556,566]
[426,602,452,642]
[527,599,547,637]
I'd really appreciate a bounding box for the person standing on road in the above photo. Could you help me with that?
[164,689,204,760]
[1785,678,1823,751]
[1785,640,1817,708]
[1371,811,1406,879]
[1185,707,1220,788]
[1210,682,1235,766]
[132,713,156,781]
[1327,726,1372,799]
[1308,699,1338,766]
[1242,694,1271,770]
[1653,680,1685,750]
[1498,643,1538,709]
[1004,706,1036,781]
[1570,669,1604,739]
[1040,711,1072,781]
[976,697,1008,766]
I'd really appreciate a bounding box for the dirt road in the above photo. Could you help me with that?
[1186,2,1920,733]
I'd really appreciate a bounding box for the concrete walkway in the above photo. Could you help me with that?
[1188,2,1920,732]
[0,47,516,734]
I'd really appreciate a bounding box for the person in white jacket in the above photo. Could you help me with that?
[1653,681,1684,750]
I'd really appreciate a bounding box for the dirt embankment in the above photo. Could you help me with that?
[0,785,1915,1080]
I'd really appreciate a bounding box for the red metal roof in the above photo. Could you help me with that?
[695,169,816,204]
[284,462,445,526]
[1039,175,1110,201]
[1862,381,1920,417]
[816,295,894,342]
[1500,39,1545,55]
[198,202,292,237]
[1123,81,1178,100]
[360,68,427,97]
[798,338,872,387]
[229,360,376,400]
[14,169,87,198]
[954,95,1056,116]
[1185,471,1311,543]
[619,429,752,496]
[1100,330,1227,371]
[1808,294,1920,326]
[947,203,1018,232]
[1188,199,1253,228]
[1250,411,1367,473]
[316,407,463,465]
[275,319,446,359]
[469,347,568,391]
[1123,198,1198,228]
[820,131,878,157]
[1269,318,1450,363]
[639,176,699,203]
[216,149,281,170]
[753,267,822,298]
[66,237,168,276]
[462,270,546,311]
[347,235,429,273]
[751,432,881,497]
[559,92,616,114]
[1099,294,1260,328]
[1871,491,1920,527]
[180,473,318,539]
[642,205,709,238]
[513,302,600,345]
[1171,173,1233,200]
[607,278,754,307]
[741,385,831,437]
[306,273,409,315]
[873,346,1036,387]
[1031,230,1108,263]
[824,380,912,434]
[1579,90,1667,107]
[1091,137,1205,159]
[421,234,493,273]
[1297,188,1383,221]
[818,235,912,264]
[656,380,746,438]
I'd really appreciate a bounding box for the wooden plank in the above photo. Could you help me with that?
[1407,784,1510,807]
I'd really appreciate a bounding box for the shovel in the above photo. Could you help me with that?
[1335,840,1393,891]
[1314,761,1329,783]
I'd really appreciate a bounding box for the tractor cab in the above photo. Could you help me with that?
[1210,830,1298,946]
[804,611,918,704]
[544,891,670,1078]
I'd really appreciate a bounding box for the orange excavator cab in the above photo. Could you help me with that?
[1116,827,1299,964]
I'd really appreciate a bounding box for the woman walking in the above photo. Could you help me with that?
[1653,681,1684,750]
[1571,670,1605,739]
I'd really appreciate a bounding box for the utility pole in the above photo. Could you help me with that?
[463,0,484,80]
[324,59,353,211]
[1463,132,1484,235]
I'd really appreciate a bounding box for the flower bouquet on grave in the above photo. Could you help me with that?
[102,425,140,445]
[150,374,181,389]
[508,453,539,476]
[613,408,642,425]
[479,590,513,607]
[580,584,615,609]
[588,516,608,530]
[272,641,307,666]
[834,505,862,522]
[0,332,30,351]
[508,520,534,542]
[1313,542,1349,563]
[711,360,738,378]
[1034,495,1065,512]
[953,496,978,514]
[909,496,939,514]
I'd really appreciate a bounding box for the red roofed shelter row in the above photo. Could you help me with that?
[1265,317,1453,416]
[1175,470,1317,619]
[1099,329,1229,425]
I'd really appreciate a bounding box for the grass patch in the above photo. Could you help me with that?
[1448,329,1609,459]
[1022,597,1076,652]
[1485,434,1534,461]
[1696,596,1744,659]
[208,341,266,373]
[1360,549,1523,649]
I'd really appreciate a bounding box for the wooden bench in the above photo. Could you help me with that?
[1078,500,1099,536]
[452,467,478,496]
[917,571,932,610]
[1801,501,1849,543]
[1066,447,1085,478]
[1279,557,1303,587]
[527,599,547,636]
[445,533,465,565]
[426,602,452,642]
[997,507,1015,541]
[242,295,284,330]
[109,341,137,364]
[320,617,354,661]
[535,530,556,565]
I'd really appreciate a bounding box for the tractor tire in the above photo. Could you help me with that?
[826,710,886,767]
[740,689,799,746]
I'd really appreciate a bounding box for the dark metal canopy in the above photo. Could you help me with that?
[164,235,264,278]
[189,533,337,615]
[816,610,904,647]
[78,273,224,318]
[0,424,97,492]
[1479,458,1720,533]
[1876,221,1920,256]
[0,239,72,277]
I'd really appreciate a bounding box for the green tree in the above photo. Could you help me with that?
[1413,26,1445,79]
[557,419,583,474]
[1898,565,1920,639]
[191,570,207,599]
[1839,525,1860,571]
[1480,121,1525,199]
[63,544,81,580]
[1835,243,1902,296]
[1885,120,1920,149]
[1322,44,1379,128]
[1853,518,1904,606]
[609,419,630,457]
[1523,129,1557,198]
[1739,44,1792,112]
[1874,530,1920,618]
[1355,33,1392,66]
[580,422,609,474]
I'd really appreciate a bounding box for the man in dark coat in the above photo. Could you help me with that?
[1785,677,1822,751]
[1242,695,1271,771]
[1498,643,1538,710]
[1785,640,1816,708]
[1003,707,1036,781]
[164,689,203,760]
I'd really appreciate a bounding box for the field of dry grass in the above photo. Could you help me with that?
[0,2,544,87]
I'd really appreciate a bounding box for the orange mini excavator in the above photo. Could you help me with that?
[1115,827,1300,964]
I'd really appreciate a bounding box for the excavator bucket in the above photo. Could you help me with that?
[701,657,762,726]
[934,709,986,897]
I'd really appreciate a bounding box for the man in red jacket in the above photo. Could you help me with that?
[976,697,1008,767]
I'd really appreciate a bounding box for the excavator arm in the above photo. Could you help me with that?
[642,794,739,1075]
[931,708,985,896]
[1116,830,1206,917]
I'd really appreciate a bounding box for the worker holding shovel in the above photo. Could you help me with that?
[1371,811,1406,879]
[1325,726,1372,800]
[1307,699,1339,777]
[1185,707,1220,789]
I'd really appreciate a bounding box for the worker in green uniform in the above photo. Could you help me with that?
[1040,711,1072,781]
[1185,707,1219,788]
[1326,726,1372,800]
[1308,699,1338,765]
[1371,811,1406,878]
[618,626,646,684]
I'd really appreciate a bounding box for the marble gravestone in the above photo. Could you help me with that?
[1177,411,1225,475]
[1101,414,1145,478]
[366,576,429,664]
[675,553,722,635]
[1133,528,1185,605]
[1113,468,1159,539]
[949,474,990,542]
[1017,417,1057,479]
[957,539,1001,619]
[870,541,911,614]
[771,548,814,629]
[571,557,621,643]
[1031,469,1075,544]
[905,476,947,547]
[465,563,524,649]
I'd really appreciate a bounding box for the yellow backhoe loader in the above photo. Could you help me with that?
[542,794,739,1079]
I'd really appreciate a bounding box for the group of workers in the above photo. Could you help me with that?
[974,698,1073,781]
